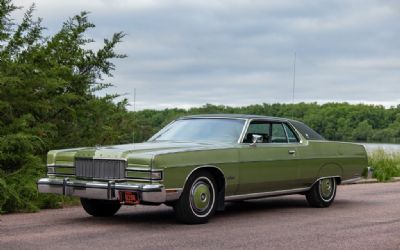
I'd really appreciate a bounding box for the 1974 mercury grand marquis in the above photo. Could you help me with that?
[38,114,368,223]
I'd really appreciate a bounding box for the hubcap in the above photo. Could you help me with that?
[190,179,213,214]
[319,178,334,200]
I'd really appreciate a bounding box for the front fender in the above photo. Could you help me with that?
[152,148,240,195]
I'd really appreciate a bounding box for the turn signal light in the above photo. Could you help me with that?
[151,171,163,180]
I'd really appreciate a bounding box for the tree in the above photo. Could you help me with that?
[352,120,374,142]
[0,0,130,212]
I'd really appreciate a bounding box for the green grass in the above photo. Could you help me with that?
[368,149,400,182]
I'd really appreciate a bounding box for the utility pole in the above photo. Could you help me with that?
[133,88,136,147]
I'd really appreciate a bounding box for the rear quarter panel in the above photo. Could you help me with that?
[297,141,368,186]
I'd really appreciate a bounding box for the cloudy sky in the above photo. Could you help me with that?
[14,0,400,110]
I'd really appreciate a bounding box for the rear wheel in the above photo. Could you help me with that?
[306,177,337,208]
[173,171,217,224]
[80,198,121,217]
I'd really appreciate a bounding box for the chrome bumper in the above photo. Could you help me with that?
[37,178,166,203]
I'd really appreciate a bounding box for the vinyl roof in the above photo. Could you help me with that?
[180,114,325,140]
[181,114,292,121]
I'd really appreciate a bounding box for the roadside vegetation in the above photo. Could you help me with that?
[0,0,132,213]
[1,0,400,213]
[368,150,400,182]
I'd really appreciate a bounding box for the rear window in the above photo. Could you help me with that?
[289,120,325,141]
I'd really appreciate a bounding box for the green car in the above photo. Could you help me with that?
[38,114,368,223]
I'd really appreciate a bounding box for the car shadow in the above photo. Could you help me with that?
[70,195,317,226]
[70,207,177,226]
[219,196,310,218]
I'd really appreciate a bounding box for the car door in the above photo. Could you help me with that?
[237,120,301,194]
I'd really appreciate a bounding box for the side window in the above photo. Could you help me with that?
[247,123,269,134]
[271,123,287,143]
[289,120,325,140]
[243,121,270,143]
[283,123,299,143]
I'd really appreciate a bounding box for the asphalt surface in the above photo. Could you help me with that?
[1,182,400,250]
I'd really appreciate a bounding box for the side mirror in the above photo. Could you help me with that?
[250,134,263,147]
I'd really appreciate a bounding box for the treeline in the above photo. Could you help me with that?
[1,0,400,213]
[132,102,400,144]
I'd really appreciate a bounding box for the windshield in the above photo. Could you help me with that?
[150,118,245,143]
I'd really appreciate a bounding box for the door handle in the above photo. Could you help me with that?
[288,150,296,155]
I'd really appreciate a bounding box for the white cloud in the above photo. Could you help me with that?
[12,0,400,110]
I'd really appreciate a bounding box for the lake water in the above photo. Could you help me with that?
[358,143,400,154]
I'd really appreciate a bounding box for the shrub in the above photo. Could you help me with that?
[368,149,400,182]
[0,155,78,213]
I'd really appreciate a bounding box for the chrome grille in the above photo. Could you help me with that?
[75,158,126,179]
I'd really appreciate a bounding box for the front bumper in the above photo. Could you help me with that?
[37,178,166,203]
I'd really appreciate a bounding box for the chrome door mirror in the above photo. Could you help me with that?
[250,134,263,147]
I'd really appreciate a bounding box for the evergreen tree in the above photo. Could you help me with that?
[0,0,131,212]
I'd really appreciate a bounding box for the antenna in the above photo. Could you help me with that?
[133,87,136,113]
[133,88,136,146]
[291,52,297,118]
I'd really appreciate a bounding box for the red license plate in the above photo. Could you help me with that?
[119,191,139,205]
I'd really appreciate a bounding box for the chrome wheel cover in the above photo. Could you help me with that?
[189,177,215,217]
[319,178,335,202]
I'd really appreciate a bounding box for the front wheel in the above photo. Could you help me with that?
[173,171,217,224]
[80,198,121,217]
[306,177,337,208]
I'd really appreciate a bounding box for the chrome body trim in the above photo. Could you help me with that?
[182,165,226,191]
[125,168,163,181]
[286,121,305,144]
[312,176,341,186]
[149,117,248,143]
[128,163,150,168]
[225,187,311,201]
[126,167,154,171]
[125,168,163,173]
[282,124,290,143]
[147,120,177,141]
[239,118,304,145]
[225,176,343,201]
[47,173,75,177]
[47,163,74,167]
[180,116,248,120]
[238,119,251,143]
[282,122,302,143]
[124,177,162,181]
[83,157,128,161]
[37,178,167,203]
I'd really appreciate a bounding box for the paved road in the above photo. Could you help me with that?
[1,182,400,250]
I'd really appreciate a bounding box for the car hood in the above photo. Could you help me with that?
[49,141,233,167]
